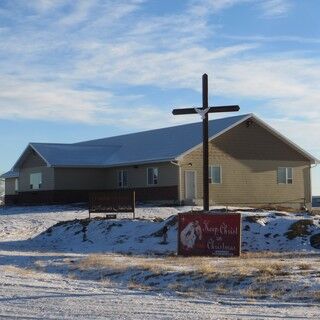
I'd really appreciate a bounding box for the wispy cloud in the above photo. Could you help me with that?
[259,0,292,18]
[217,34,320,44]
[188,0,250,16]
[0,76,111,124]
[0,0,317,133]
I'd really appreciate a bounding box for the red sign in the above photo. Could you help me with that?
[178,213,241,256]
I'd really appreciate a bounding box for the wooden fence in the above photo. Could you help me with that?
[89,190,135,219]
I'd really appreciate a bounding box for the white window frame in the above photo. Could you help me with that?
[14,178,19,192]
[147,167,158,186]
[209,165,222,184]
[277,167,293,184]
[118,170,128,188]
[30,172,42,190]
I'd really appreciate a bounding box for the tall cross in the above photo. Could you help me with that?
[172,74,240,212]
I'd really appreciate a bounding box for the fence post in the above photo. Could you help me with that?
[132,191,136,219]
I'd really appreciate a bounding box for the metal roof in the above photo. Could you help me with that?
[8,113,319,170]
[1,170,19,179]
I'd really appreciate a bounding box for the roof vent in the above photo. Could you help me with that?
[246,119,254,127]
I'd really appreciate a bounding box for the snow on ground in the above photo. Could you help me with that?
[1,260,319,319]
[0,204,320,318]
[2,205,318,254]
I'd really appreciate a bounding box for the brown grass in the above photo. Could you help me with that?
[73,252,319,300]
[3,265,38,277]
[214,284,229,295]
[242,286,268,299]
[76,253,301,280]
[298,263,311,270]
[313,291,320,302]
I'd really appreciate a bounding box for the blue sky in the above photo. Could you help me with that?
[0,0,320,194]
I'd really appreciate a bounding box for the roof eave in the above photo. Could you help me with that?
[51,158,176,169]
[0,171,19,179]
[251,115,319,164]
[12,144,51,170]
[175,113,318,164]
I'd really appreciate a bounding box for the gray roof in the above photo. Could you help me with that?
[26,114,250,168]
[7,113,318,171]
[1,170,19,179]
[31,143,121,167]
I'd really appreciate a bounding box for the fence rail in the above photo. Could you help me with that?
[89,190,135,218]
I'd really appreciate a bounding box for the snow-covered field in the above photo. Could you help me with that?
[0,180,4,205]
[0,204,320,319]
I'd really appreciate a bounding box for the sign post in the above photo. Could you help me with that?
[172,74,239,211]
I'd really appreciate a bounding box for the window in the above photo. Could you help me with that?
[277,167,293,184]
[14,178,19,192]
[147,168,158,185]
[118,170,128,188]
[209,165,221,184]
[30,173,42,190]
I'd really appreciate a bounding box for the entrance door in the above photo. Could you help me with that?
[185,171,196,200]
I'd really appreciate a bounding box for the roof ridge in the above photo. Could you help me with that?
[30,142,72,146]
[30,142,122,148]
[77,113,252,145]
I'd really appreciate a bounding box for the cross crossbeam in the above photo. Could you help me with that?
[172,74,240,211]
[172,105,240,115]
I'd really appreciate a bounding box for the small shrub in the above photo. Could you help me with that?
[310,233,320,249]
[198,262,215,275]
[298,263,311,270]
[284,219,314,240]
[244,215,265,223]
[313,291,320,302]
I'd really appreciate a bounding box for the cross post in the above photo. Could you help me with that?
[202,74,209,211]
[172,74,240,212]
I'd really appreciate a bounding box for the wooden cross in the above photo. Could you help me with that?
[172,74,240,212]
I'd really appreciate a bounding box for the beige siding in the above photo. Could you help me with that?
[179,121,311,208]
[54,162,179,190]
[5,178,16,195]
[18,167,55,192]
[104,163,179,189]
[21,151,46,168]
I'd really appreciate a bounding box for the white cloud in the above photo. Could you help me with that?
[188,0,250,16]
[0,76,112,124]
[57,1,94,27]
[218,34,320,44]
[27,0,65,13]
[0,0,317,133]
[259,0,292,18]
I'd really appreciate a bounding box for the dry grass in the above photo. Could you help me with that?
[299,263,311,270]
[309,209,320,216]
[76,253,302,280]
[285,219,314,240]
[313,291,320,302]
[255,263,285,277]
[242,286,268,299]
[214,284,229,295]
[3,265,38,277]
[270,288,287,299]
[68,272,78,280]
[198,262,215,275]
[73,253,320,301]
[128,280,151,291]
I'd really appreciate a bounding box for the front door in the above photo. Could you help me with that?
[185,171,196,200]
